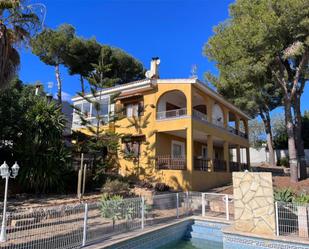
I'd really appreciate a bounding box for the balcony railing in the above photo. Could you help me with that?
[228,126,238,135]
[192,109,208,122]
[240,162,249,170]
[156,155,186,170]
[229,161,240,172]
[213,159,227,172]
[238,130,248,139]
[194,157,210,171]
[156,108,187,120]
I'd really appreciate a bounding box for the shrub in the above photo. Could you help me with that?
[277,157,289,167]
[274,188,294,202]
[137,180,153,189]
[99,194,124,229]
[101,179,130,197]
[293,193,309,204]
[155,182,170,192]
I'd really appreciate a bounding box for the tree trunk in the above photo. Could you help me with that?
[55,64,62,105]
[80,75,85,95]
[293,93,307,179]
[284,97,298,182]
[260,111,275,167]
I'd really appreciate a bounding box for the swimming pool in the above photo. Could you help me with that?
[105,219,228,249]
[101,218,309,249]
[158,237,223,249]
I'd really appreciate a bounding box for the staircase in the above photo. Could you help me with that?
[186,219,228,247]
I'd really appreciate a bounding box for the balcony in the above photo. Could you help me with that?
[192,109,208,122]
[156,108,187,120]
[193,109,248,139]
[156,155,186,170]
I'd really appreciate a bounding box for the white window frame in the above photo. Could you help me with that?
[126,102,139,118]
[171,140,185,158]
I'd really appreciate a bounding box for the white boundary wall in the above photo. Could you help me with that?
[249,148,309,164]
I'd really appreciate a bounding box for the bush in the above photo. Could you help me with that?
[101,179,130,197]
[293,193,309,204]
[137,180,153,189]
[277,157,289,167]
[100,194,124,229]
[274,188,294,202]
[154,182,170,192]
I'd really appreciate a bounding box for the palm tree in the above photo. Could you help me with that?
[0,0,41,88]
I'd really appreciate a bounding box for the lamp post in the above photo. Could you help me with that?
[0,161,19,242]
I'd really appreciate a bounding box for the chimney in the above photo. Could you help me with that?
[145,57,160,79]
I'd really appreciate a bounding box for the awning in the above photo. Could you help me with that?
[121,134,146,143]
[115,86,155,101]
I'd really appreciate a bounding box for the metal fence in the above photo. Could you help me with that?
[0,192,233,249]
[275,201,309,239]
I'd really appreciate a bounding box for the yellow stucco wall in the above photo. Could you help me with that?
[156,170,232,191]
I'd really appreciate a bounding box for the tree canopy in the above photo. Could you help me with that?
[0,0,41,88]
[204,0,309,181]
[31,24,76,104]
[0,80,72,193]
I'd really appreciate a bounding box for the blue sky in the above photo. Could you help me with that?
[19,0,308,112]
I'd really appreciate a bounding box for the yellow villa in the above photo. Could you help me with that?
[72,58,250,191]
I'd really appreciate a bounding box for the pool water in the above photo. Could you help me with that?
[158,238,223,249]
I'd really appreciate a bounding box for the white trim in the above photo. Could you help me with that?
[71,79,151,101]
[72,77,250,120]
[171,140,185,158]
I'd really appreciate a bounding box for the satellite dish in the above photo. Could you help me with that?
[156,59,161,65]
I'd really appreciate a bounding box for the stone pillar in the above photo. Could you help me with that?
[233,172,276,235]
[186,126,194,172]
[224,141,230,172]
[236,145,241,171]
[207,135,213,172]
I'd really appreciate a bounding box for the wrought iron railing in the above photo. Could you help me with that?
[228,126,238,135]
[213,159,227,172]
[156,155,186,170]
[192,109,208,122]
[238,130,248,139]
[240,162,249,170]
[156,108,187,120]
[194,157,210,171]
[229,161,240,172]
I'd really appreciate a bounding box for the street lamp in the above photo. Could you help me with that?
[0,161,19,242]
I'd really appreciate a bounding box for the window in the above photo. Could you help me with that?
[83,102,91,118]
[93,98,109,117]
[171,140,185,158]
[125,102,143,117]
[122,135,145,157]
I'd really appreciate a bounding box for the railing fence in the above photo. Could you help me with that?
[275,201,309,239]
[0,192,232,249]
